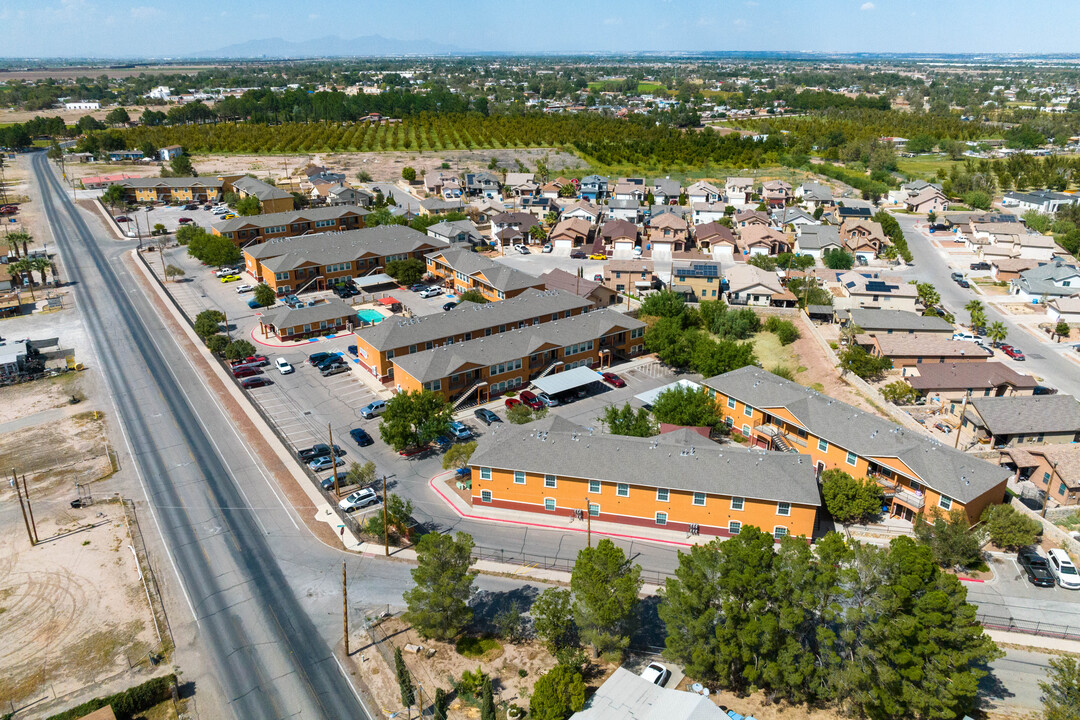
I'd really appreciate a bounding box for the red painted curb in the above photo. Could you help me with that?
[428,472,694,548]
[958,577,985,583]
[248,325,352,348]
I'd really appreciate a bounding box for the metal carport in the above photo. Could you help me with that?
[531,366,604,396]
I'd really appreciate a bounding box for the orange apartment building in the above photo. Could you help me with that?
[390,309,646,406]
[702,366,1010,524]
[116,176,227,204]
[243,226,447,296]
[425,247,545,302]
[230,175,295,214]
[212,205,369,246]
[352,288,591,382]
[468,416,820,539]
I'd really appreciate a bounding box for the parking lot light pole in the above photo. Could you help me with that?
[585,498,591,548]
[329,423,339,497]
[382,475,389,556]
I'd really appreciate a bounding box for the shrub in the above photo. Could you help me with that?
[881,380,919,405]
[224,339,256,361]
[822,469,885,525]
[205,333,229,354]
[45,674,177,720]
[530,665,586,720]
[981,504,1041,550]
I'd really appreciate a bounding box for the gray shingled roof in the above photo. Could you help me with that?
[392,309,644,383]
[1012,259,1080,298]
[847,309,954,333]
[906,362,1038,392]
[232,176,293,201]
[470,417,821,507]
[571,667,727,720]
[212,205,368,234]
[796,225,841,250]
[260,299,355,330]
[353,289,590,352]
[246,225,446,273]
[967,394,1080,436]
[426,248,544,294]
[702,366,1011,503]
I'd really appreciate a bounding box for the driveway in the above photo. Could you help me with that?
[966,551,1080,630]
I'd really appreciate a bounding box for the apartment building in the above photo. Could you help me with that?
[258,299,355,341]
[243,226,447,295]
[425,248,545,302]
[211,205,369,245]
[352,289,591,382]
[231,176,295,214]
[468,416,820,539]
[117,177,226,204]
[391,309,646,404]
[703,366,1010,523]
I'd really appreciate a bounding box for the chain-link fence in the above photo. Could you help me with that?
[976,613,1080,641]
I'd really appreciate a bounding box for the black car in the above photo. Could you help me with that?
[474,408,500,425]
[970,262,992,271]
[332,285,356,298]
[1033,386,1058,396]
[316,355,345,371]
[297,443,346,462]
[308,351,334,366]
[1018,547,1056,588]
[570,250,586,259]
[956,278,970,289]
[349,427,374,446]
[347,345,358,356]
[442,302,458,311]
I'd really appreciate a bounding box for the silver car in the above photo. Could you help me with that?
[339,487,379,512]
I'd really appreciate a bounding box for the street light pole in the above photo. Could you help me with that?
[585,498,591,548]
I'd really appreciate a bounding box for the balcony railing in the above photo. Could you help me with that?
[872,474,925,510]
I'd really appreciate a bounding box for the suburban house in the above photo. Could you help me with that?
[703,366,1011,524]
[425,171,461,198]
[905,362,1039,403]
[738,224,791,256]
[598,219,639,254]
[733,209,770,230]
[491,212,539,240]
[771,207,818,230]
[211,205,369,246]
[603,260,658,295]
[863,333,991,368]
[796,181,834,208]
[1047,295,1080,324]
[1003,189,1080,214]
[560,200,603,224]
[257,299,356,341]
[904,187,950,214]
[970,221,1057,262]
[888,180,943,206]
[1001,445,1080,507]
[960,394,1080,448]
[302,164,346,185]
[390,309,646,404]
[578,175,609,202]
[467,198,507,226]
[606,198,641,224]
[419,197,466,216]
[549,218,595,251]
[519,196,559,216]
[159,145,184,161]
[991,258,1040,282]
[107,150,144,162]
[686,180,722,204]
[324,183,372,207]
[693,222,738,254]
[794,225,843,259]
[426,219,484,246]
[840,219,889,260]
[425,247,545,301]
[536,269,619,308]
[725,177,755,207]
[117,177,225,204]
[467,416,820,540]
[464,172,502,199]
[834,272,919,312]
[231,176,295,214]
[646,213,690,254]
[570,667,729,720]
[650,177,682,205]
[671,261,724,302]
[504,173,538,198]
[842,308,954,335]
[691,202,729,225]
[760,179,793,208]
[351,288,590,382]
[726,264,794,306]
[611,181,646,202]
[1010,258,1080,302]
[243,226,447,295]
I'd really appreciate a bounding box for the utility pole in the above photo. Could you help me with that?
[329,423,339,497]
[585,498,591,548]
[954,395,968,450]
[22,475,38,544]
[382,475,389,556]
[223,310,231,340]
[13,469,34,546]
[342,561,349,655]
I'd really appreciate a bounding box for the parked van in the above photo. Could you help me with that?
[1047,548,1080,590]
[360,400,386,419]
[952,332,977,342]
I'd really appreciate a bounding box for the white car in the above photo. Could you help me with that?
[275,357,294,375]
[542,243,553,253]
[632,246,643,257]
[1048,548,1080,590]
[952,332,977,342]
[339,487,379,512]
[516,244,530,255]
[640,663,670,686]
[418,287,442,299]
[235,284,254,294]
[308,455,345,472]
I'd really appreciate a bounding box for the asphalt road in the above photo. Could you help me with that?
[33,152,371,720]
[894,213,1080,397]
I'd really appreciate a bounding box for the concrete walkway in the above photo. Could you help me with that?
[0,403,89,434]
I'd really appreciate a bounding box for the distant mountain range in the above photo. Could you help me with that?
[191,34,465,59]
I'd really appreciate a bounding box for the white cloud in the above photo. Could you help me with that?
[733,18,747,28]
[860,2,875,9]
[308,13,320,20]
[602,17,622,25]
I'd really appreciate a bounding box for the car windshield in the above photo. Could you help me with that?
[1061,565,1078,575]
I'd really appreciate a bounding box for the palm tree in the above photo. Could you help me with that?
[987,321,1008,346]
[965,299,986,331]
[29,257,52,287]
[7,258,34,300]
[8,230,31,259]
[5,232,21,260]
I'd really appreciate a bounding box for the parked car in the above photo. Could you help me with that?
[308,352,334,366]
[332,285,356,298]
[1033,386,1058,395]
[316,356,345,371]
[1048,548,1080,589]
[232,366,260,379]
[239,376,272,389]
[349,427,374,446]
[448,421,473,440]
[970,262,992,271]
[956,278,970,288]
[297,443,345,462]
[202,204,212,211]
[588,253,606,260]
[474,408,500,425]
[114,215,131,222]
[504,397,522,409]
[222,213,237,220]
[347,345,358,357]
[321,363,349,377]
[419,287,442,299]
[570,250,586,259]
[247,297,265,309]
[516,244,530,255]
[275,357,294,375]
[535,392,559,407]
[1018,547,1056,588]
[1001,345,1025,360]
[178,217,193,224]
[542,243,552,253]
[235,284,254,294]
[640,663,670,687]
[214,267,240,277]
[219,274,241,283]
[950,271,964,282]
[284,294,301,306]
[593,274,603,282]
[339,487,379,512]
[602,372,626,388]
[243,355,269,366]
[442,302,458,311]
[321,475,354,491]
[952,332,977,342]
[519,390,543,410]
[360,400,386,419]
[309,455,346,472]
[184,204,199,211]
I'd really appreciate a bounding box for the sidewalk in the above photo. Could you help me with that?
[987,629,1080,654]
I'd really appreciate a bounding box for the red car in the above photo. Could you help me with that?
[602,372,626,388]
[232,366,261,378]
[243,355,269,366]
[240,376,272,389]
[114,215,131,222]
[0,205,17,215]
[505,397,522,409]
[178,217,193,224]
[519,390,543,410]
[1001,345,1025,360]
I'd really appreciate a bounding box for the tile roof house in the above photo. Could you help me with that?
[646,212,689,253]
[726,264,794,306]
[840,219,889,260]
[693,222,737,253]
[671,260,725,302]
[425,247,546,301]
[733,209,770,229]
[611,182,646,202]
[603,260,658,294]
[420,197,466,216]
[464,171,502,198]
[1047,294,1080,324]
[231,175,295,213]
[864,333,991,367]
[990,257,1040,282]
[549,218,595,250]
[491,212,539,244]
[686,180,722,204]
[905,362,1039,402]
[536,268,619,307]
[1003,189,1080,215]
[650,177,682,204]
[1010,258,1080,301]
[578,174,609,202]
[963,394,1080,447]
[771,207,818,230]
[905,187,950,214]
[725,177,755,207]
[760,179,793,208]
[599,219,639,253]
[738,224,791,256]
[796,181,834,207]
[211,205,369,245]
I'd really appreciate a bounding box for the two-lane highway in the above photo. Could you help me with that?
[33,152,370,719]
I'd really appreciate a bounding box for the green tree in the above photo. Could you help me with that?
[787,277,832,308]
[253,283,276,307]
[915,282,940,308]
[658,539,727,681]
[712,307,760,340]
[914,508,981,569]
[186,230,241,267]
[494,602,526,644]
[822,248,855,270]
[571,539,642,660]
[821,469,885,525]
[193,310,223,339]
[531,587,577,651]
[403,531,477,640]
[650,385,721,428]
[385,258,426,285]
[1040,656,1080,720]
[46,142,63,162]
[601,402,656,437]
[987,321,1008,345]
[379,390,452,451]
[480,676,495,720]
[224,339,255,361]
[101,183,126,209]
[1023,210,1052,234]
[880,380,918,405]
[644,316,699,368]
[346,460,377,488]
[402,166,417,183]
[442,441,477,471]
[1055,320,1071,339]
[639,289,687,318]
[365,493,414,540]
[965,299,986,330]
[838,344,891,380]
[394,646,415,712]
[433,688,449,720]
[164,264,185,281]
[458,289,489,304]
[963,190,992,210]
[980,504,1041,550]
[235,195,261,216]
[356,169,373,183]
[105,107,130,126]
[168,153,196,177]
[529,665,586,720]
[205,334,229,354]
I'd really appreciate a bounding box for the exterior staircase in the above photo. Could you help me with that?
[531,360,563,383]
[451,379,488,412]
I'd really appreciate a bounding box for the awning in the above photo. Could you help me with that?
[354,273,395,288]
[376,296,400,307]
[531,366,604,396]
[633,379,702,407]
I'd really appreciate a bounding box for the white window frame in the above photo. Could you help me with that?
[939,495,953,511]
[742,424,751,436]
[655,512,668,526]
[692,492,706,507]
[479,467,491,481]
[777,502,791,517]
[743,404,753,418]
[727,396,736,410]
[514,471,526,485]
[729,520,742,535]
[731,496,744,511]
[544,497,556,512]
[588,502,600,517]
[773,526,788,540]
[544,474,557,489]
[656,488,669,502]
[589,480,601,494]
[616,483,629,497]
[845,451,858,467]
[481,490,492,503]
[818,438,829,453]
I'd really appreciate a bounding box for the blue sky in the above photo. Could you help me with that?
[3,0,1080,57]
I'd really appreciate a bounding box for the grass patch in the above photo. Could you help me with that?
[455,635,504,659]
[896,155,968,179]
[751,330,800,375]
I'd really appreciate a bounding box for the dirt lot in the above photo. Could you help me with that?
[0,372,88,424]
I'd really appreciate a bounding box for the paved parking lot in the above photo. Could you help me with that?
[966,551,1080,628]
[116,203,223,238]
